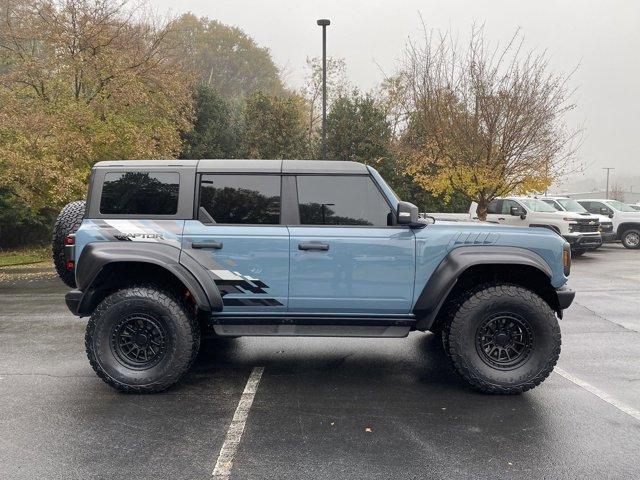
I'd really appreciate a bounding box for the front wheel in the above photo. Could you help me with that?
[85,286,200,393]
[621,229,640,249]
[443,284,561,394]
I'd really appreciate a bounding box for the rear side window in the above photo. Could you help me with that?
[100,172,179,215]
[199,174,281,224]
[296,175,390,226]
[486,200,501,214]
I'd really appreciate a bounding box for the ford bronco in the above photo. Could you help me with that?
[52,160,574,394]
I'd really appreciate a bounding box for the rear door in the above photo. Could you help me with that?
[288,174,415,314]
[182,173,289,312]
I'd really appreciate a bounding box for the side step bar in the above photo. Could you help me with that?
[210,315,416,338]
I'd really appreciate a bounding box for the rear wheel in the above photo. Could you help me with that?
[621,229,640,249]
[85,286,200,393]
[52,200,85,287]
[443,283,560,394]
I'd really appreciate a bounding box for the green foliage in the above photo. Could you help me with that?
[180,85,238,159]
[326,92,391,163]
[171,14,284,100]
[241,91,311,159]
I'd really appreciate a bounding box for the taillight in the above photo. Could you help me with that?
[66,260,74,270]
[64,235,75,246]
[563,246,571,276]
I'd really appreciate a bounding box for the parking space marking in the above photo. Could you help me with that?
[555,367,640,421]
[212,366,265,479]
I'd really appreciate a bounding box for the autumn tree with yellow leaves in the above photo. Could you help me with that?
[396,25,580,219]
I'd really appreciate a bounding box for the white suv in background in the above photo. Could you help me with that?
[577,199,640,249]
[539,196,615,245]
[480,197,602,255]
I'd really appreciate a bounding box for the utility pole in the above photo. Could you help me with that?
[317,19,330,160]
[603,167,615,199]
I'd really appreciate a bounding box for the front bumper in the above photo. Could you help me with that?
[600,232,616,242]
[556,285,575,310]
[564,233,602,250]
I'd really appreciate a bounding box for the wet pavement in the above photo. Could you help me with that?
[1,244,639,479]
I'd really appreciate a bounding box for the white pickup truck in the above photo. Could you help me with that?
[429,196,602,255]
[538,196,615,245]
[577,198,640,249]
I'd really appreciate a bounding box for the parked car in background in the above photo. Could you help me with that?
[539,196,615,244]
[577,199,640,249]
[629,204,640,212]
[475,197,602,255]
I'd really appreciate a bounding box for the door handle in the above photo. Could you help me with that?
[192,242,223,249]
[298,242,329,251]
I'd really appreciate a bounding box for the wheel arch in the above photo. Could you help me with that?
[414,246,559,331]
[72,242,223,316]
[617,222,640,236]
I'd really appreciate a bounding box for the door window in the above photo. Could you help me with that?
[501,199,522,215]
[486,199,501,214]
[199,174,281,224]
[296,175,391,226]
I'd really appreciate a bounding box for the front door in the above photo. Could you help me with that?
[288,174,415,314]
[182,173,289,312]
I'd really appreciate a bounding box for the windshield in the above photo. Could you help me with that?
[606,200,638,212]
[557,199,588,213]
[519,199,558,212]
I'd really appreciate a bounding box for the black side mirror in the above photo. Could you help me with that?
[397,201,422,227]
[510,206,526,219]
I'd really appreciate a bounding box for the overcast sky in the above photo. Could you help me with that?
[152,0,639,185]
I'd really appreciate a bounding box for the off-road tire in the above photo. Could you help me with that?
[443,283,561,394]
[85,285,200,393]
[52,200,85,287]
[621,229,640,249]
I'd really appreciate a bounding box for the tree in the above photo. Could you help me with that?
[300,56,348,144]
[171,13,284,101]
[180,85,237,159]
[396,25,580,219]
[241,91,310,159]
[609,184,625,202]
[326,92,391,163]
[0,0,192,244]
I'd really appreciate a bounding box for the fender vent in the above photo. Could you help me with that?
[452,232,499,245]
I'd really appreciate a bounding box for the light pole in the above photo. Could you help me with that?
[317,19,330,160]
[603,167,615,199]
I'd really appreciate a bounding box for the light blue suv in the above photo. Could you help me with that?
[52,160,574,394]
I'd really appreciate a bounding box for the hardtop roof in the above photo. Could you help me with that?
[93,159,369,174]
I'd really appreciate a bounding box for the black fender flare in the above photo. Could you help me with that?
[616,222,640,237]
[413,246,554,330]
[73,242,223,315]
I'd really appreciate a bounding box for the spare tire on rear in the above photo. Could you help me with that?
[52,200,86,287]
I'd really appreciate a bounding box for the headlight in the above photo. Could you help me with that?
[567,221,578,232]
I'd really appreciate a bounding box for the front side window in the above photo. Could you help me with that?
[199,174,281,224]
[542,199,563,211]
[100,172,179,215]
[297,175,391,226]
[580,201,607,214]
[501,199,522,215]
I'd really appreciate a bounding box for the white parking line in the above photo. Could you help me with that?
[555,367,640,422]
[212,366,265,479]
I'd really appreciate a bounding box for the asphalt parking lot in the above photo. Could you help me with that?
[1,244,639,479]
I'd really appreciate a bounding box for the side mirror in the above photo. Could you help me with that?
[397,201,422,227]
[510,206,526,219]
